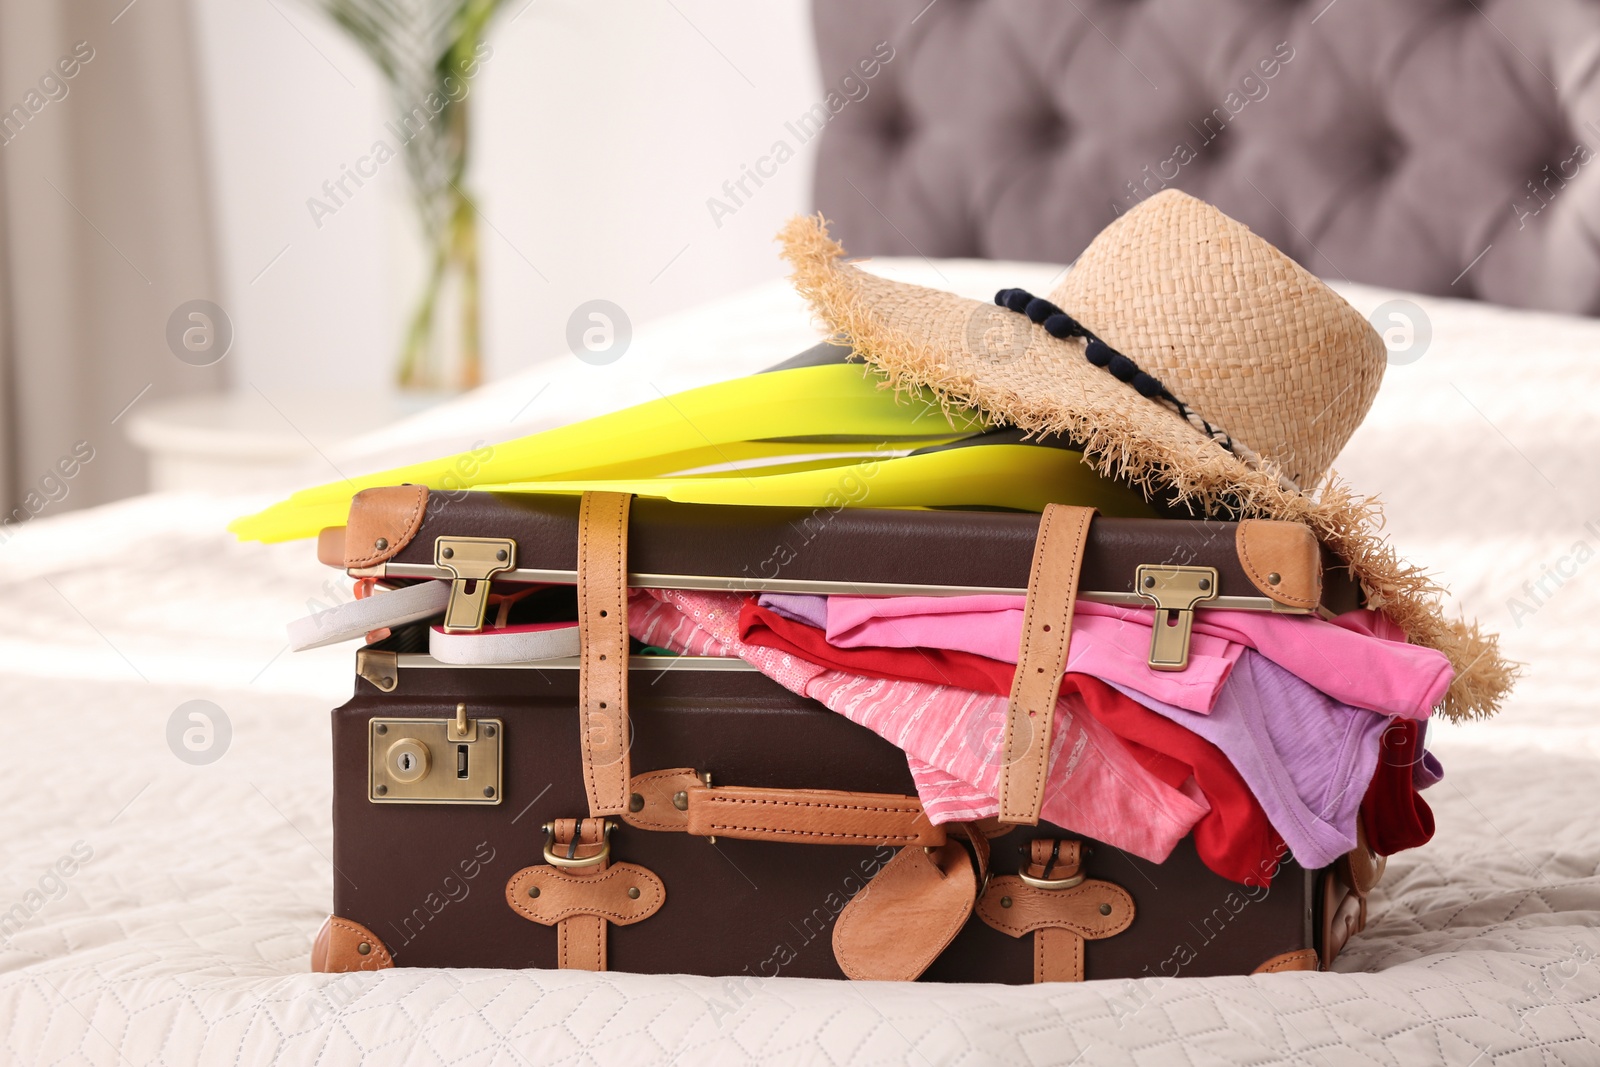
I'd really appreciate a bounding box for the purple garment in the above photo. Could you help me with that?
[757,593,829,630]
[1414,748,1444,791]
[1108,650,1388,870]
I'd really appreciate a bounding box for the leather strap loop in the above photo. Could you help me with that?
[577,492,632,816]
[999,504,1096,825]
[977,837,1134,983]
[506,820,665,972]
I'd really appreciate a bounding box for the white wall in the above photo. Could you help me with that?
[188,0,821,405]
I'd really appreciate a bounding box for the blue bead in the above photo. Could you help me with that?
[1106,353,1138,382]
[1041,314,1074,338]
[1130,372,1162,398]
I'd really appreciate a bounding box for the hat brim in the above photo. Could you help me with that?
[779,213,1515,721]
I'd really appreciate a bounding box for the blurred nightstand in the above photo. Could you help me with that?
[124,392,400,493]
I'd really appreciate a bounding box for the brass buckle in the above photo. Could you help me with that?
[1018,870,1086,890]
[542,817,614,868]
[1133,564,1219,671]
[435,536,516,632]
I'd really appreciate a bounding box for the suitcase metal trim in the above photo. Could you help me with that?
[353,562,1315,613]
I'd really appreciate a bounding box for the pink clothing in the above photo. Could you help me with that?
[826,595,1241,714]
[629,589,1208,864]
[825,596,1448,720]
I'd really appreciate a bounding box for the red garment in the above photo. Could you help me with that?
[740,601,1017,694]
[1360,718,1435,855]
[740,601,1286,885]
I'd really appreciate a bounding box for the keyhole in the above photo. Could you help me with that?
[399,752,416,772]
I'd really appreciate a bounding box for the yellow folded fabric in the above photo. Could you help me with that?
[230,364,983,542]
[229,362,1154,542]
[475,444,1156,516]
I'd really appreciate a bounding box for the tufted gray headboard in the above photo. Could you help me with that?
[811,0,1600,314]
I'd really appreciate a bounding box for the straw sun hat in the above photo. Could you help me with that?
[780,189,1511,721]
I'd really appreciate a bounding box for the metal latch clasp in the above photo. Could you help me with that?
[435,536,516,632]
[1134,564,1218,671]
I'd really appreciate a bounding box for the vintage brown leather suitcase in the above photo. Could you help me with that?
[309,488,1383,983]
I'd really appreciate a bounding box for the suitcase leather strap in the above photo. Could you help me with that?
[505,819,665,971]
[999,504,1096,825]
[578,492,633,816]
[976,839,1134,982]
[622,768,945,846]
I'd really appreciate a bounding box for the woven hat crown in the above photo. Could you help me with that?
[1053,190,1386,487]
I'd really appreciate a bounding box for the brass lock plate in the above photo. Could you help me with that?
[368,716,503,804]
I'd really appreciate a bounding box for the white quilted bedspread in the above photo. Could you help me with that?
[1,261,1597,1066]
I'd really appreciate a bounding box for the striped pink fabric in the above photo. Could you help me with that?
[629,589,1208,863]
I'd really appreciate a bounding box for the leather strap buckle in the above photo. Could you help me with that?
[542,817,614,868]
[1018,870,1086,890]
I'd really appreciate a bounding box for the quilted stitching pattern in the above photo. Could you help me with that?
[813,0,1600,313]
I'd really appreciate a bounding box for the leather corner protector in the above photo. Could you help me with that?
[310,915,395,972]
[976,876,1135,940]
[344,485,430,569]
[505,863,665,927]
[1253,948,1320,974]
[621,769,700,832]
[317,527,348,568]
[1236,519,1321,609]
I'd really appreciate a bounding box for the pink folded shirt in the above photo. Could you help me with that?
[630,589,1208,864]
[821,595,1449,720]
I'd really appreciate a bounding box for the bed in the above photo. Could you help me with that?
[6,0,1600,1058]
[1,255,1597,1064]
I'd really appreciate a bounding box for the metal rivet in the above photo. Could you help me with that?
[528,886,540,898]
[374,537,388,551]
[442,547,454,559]
[483,786,495,798]
[1099,903,1112,916]
[375,784,387,796]
[1143,575,1156,588]
[380,677,395,689]
[628,793,645,812]
[484,724,496,738]
[357,942,371,955]
[1268,572,1281,585]
[672,791,689,811]
[496,549,508,561]
[375,724,388,735]
[1198,578,1211,591]
[627,887,640,899]
[1000,896,1013,909]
